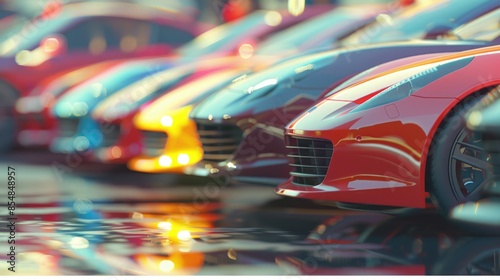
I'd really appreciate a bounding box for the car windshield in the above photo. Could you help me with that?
[176,10,270,58]
[339,0,492,46]
[256,7,370,56]
[444,8,500,42]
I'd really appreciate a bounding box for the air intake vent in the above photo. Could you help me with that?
[196,121,243,163]
[56,117,79,138]
[100,123,121,148]
[140,130,168,157]
[286,136,333,186]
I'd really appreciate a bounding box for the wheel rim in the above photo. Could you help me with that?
[449,129,491,202]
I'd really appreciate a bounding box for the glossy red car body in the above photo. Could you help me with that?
[276,46,500,209]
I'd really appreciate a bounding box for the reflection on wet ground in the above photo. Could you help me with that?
[1,150,499,275]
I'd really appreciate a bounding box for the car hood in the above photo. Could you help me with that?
[52,58,176,118]
[190,51,341,120]
[92,57,252,121]
[90,63,196,121]
[134,69,248,126]
[191,40,488,121]
[287,53,483,132]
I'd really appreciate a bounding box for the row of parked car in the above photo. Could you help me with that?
[1,0,499,226]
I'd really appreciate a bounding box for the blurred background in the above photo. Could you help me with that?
[0,0,499,276]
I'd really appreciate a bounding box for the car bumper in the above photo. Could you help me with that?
[276,177,426,208]
[17,129,55,147]
[128,151,201,174]
[184,155,290,184]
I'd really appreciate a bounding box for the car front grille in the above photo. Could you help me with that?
[100,123,121,147]
[57,118,80,138]
[196,121,243,163]
[286,136,333,186]
[141,130,168,157]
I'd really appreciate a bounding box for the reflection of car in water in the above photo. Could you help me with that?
[431,237,500,275]
[277,210,500,275]
[305,212,391,244]
[14,196,221,275]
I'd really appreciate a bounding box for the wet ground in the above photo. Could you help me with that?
[1,150,499,276]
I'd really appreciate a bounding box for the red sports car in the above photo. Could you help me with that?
[0,1,208,151]
[276,46,500,212]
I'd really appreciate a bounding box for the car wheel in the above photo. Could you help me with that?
[0,80,18,152]
[427,93,490,214]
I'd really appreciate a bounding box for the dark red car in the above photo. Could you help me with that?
[0,1,209,151]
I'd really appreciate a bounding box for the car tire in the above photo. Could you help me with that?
[427,93,488,214]
[0,80,18,152]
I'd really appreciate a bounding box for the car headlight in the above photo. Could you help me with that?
[55,101,89,117]
[161,115,173,127]
[352,56,474,113]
